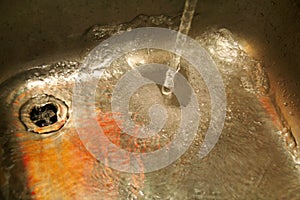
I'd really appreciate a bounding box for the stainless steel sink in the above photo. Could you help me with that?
[0,0,299,199]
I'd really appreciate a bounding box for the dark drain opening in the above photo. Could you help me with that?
[29,103,58,127]
[20,95,69,134]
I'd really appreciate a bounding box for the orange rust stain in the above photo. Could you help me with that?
[20,132,105,199]
[259,96,283,130]
[98,111,162,153]
[18,111,145,200]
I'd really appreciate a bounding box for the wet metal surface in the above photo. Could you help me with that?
[0,19,300,199]
[0,1,300,199]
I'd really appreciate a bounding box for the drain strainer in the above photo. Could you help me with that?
[20,95,69,134]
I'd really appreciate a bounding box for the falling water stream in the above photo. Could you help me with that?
[162,0,198,95]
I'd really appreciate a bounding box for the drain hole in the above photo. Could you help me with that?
[30,103,58,127]
[20,95,69,134]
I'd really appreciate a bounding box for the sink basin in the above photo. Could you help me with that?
[0,0,299,199]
